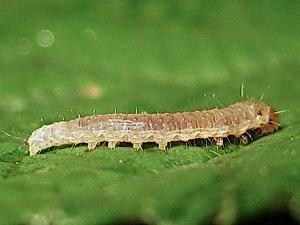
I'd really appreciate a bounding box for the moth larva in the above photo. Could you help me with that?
[27,100,280,156]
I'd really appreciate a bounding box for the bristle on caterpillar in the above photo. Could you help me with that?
[27,100,280,156]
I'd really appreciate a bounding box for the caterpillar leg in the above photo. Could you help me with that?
[240,134,249,145]
[158,142,168,151]
[133,143,143,150]
[108,141,118,149]
[213,137,224,147]
[87,142,98,151]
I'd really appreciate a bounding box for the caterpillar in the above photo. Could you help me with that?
[27,100,280,156]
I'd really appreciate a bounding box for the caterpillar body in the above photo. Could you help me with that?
[28,100,280,156]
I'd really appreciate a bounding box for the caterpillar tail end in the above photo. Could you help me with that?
[30,151,37,156]
[28,144,40,156]
[27,136,42,156]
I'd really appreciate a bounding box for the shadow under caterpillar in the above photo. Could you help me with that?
[27,100,280,156]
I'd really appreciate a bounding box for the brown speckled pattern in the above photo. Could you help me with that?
[28,100,280,155]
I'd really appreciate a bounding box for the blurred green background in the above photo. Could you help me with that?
[0,1,299,224]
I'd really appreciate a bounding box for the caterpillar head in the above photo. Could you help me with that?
[245,100,280,137]
[258,106,280,135]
